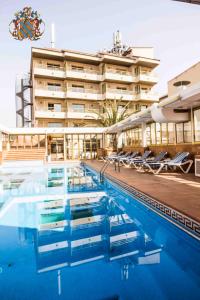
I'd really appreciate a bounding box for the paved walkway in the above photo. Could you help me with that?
[85,160,200,223]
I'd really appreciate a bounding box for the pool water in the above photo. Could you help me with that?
[0,163,200,300]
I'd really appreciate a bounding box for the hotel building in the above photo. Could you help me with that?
[29,43,159,129]
[1,38,200,174]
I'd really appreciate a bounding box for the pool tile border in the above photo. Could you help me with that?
[103,172,200,239]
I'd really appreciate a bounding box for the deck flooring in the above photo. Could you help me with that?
[85,160,200,223]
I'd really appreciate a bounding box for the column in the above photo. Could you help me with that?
[64,134,66,161]
[141,122,147,148]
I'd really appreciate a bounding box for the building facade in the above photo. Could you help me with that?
[30,43,159,129]
[107,62,200,160]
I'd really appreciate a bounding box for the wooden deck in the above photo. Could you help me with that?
[85,160,200,223]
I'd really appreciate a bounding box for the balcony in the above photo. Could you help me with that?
[136,91,159,102]
[137,72,158,84]
[66,87,102,100]
[104,71,134,83]
[35,86,66,98]
[66,69,102,82]
[35,110,67,119]
[104,89,135,101]
[34,65,65,78]
[66,109,100,120]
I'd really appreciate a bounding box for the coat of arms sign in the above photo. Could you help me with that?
[9,7,45,41]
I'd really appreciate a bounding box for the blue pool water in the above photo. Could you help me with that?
[0,162,200,300]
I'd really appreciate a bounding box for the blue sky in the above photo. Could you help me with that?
[0,0,200,126]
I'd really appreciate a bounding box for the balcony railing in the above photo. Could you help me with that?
[66,87,102,100]
[106,88,132,95]
[104,71,134,82]
[66,69,102,81]
[35,86,66,98]
[104,88,135,101]
[34,65,65,78]
[136,91,159,101]
[137,72,158,83]
[35,110,67,119]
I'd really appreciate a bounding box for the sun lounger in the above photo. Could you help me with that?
[119,152,139,165]
[107,151,126,162]
[127,151,152,168]
[138,151,167,171]
[143,152,193,174]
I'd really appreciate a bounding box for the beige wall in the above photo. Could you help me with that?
[168,62,200,96]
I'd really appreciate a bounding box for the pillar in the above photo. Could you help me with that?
[141,122,147,148]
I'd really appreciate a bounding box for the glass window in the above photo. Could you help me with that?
[48,123,63,128]
[161,123,167,144]
[176,123,184,144]
[47,63,61,70]
[47,83,61,91]
[194,108,200,142]
[72,104,85,113]
[71,65,84,71]
[156,123,161,144]
[168,123,175,144]
[48,103,61,112]
[150,123,156,145]
[183,121,192,143]
[72,84,84,92]
[146,125,151,145]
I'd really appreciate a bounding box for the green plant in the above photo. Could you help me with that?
[96,98,131,127]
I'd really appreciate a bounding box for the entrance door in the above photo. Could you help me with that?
[50,140,64,161]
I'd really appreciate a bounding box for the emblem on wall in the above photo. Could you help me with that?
[9,7,45,41]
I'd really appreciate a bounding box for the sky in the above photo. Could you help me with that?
[0,0,200,127]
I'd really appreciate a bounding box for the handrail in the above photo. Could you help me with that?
[99,160,110,182]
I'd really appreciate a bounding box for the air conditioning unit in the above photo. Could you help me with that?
[195,158,200,177]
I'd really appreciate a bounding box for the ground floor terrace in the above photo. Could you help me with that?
[86,160,200,227]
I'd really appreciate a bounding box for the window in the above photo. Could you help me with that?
[156,123,161,144]
[116,87,127,90]
[146,124,151,145]
[73,122,86,127]
[47,83,61,91]
[176,123,184,143]
[48,103,61,112]
[194,108,200,142]
[71,65,84,72]
[176,122,192,143]
[183,121,192,143]
[168,123,175,144]
[48,123,63,128]
[72,104,85,113]
[72,84,85,92]
[150,123,156,145]
[47,63,61,70]
[116,68,127,75]
[161,123,168,144]
[118,105,125,113]
[135,85,140,94]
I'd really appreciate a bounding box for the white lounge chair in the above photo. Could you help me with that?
[143,152,193,174]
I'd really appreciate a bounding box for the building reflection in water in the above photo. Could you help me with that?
[33,167,162,278]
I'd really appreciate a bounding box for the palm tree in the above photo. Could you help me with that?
[96,98,131,127]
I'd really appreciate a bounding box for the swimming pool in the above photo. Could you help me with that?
[0,162,200,300]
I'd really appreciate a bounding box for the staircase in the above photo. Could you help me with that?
[3,148,46,161]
